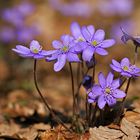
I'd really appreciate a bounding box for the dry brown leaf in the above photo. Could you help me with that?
[89,126,124,140]
[120,118,139,140]
[124,111,140,128]
[0,122,20,136]
[16,127,38,140]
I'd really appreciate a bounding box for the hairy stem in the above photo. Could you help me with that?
[34,60,71,132]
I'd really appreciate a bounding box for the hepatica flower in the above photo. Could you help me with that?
[78,26,115,61]
[46,35,80,72]
[121,27,140,47]
[110,58,140,77]
[12,40,50,59]
[70,22,85,44]
[88,72,126,109]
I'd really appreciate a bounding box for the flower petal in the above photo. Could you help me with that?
[40,50,57,56]
[34,54,45,59]
[46,53,59,61]
[112,59,121,68]
[94,29,105,42]
[52,40,63,49]
[87,25,95,36]
[98,94,106,109]
[30,40,40,48]
[110,64,122,72]
[112,79,120,89]
[92,85,103,96]
[106,95,116,106]
[54,54,66,72]
[70,22,82,39]
[106,72,114,86]
[121,71,132,77]
[82,47,94,62]
[113,89,126,98]
[81,26,91,41]
[62,35,73,46]
[88,98,95,103]
[98,72,106,88]
[101,39,115,48]
[95,48,108,55]
[74,42,85,52]
[16,45,30,54]
[67,52,80,62]
[121,58,130,67]
[19,53,34,58]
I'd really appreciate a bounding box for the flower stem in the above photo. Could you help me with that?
[34,60,71,132]
[91,103,98,126]
[88,55,96,125]
[69,62,76,117]
[115,77,131,123]
[122,77,131,102]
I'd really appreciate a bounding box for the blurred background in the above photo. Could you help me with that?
[0,0,140,115]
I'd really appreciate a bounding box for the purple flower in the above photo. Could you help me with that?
[82,75,93,90]
[46,35,80,72]
[110,58,140,77]
[48,0,93,17]
[12,40,50,59]
[121,27,140,47]
[16,26,40,43]
[70,22,85,52]
[16,2,35,17]
[98,0,133,16]
[0,27,15,43]
[110,20,134,44]
[2,8,24,27]
[88,72,126,109]
[78,26,115,61]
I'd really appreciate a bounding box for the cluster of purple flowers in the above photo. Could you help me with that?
[48,0,133,17]
[13,22,115,71]
[0,2,40,43]
[12,21,140,110]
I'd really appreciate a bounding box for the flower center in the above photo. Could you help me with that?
[123,66,129,71]
[32,48,39,54]
[77,37,84,42]
[105,87,111,94]
[91,40,98,46]
[61,46,69,52]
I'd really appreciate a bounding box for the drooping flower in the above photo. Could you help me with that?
[77,25,115,62]
[12,40,51,59]
[46,35,80,72]
[88,72,126,109]
[121,27,140,47]
[110,19,134,44]
[110,58,140,77]
[82,75,93,90]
